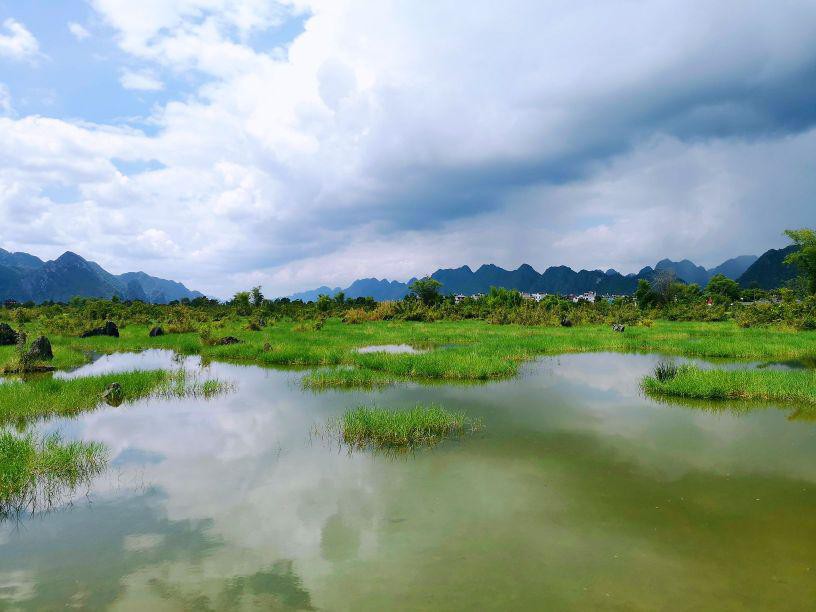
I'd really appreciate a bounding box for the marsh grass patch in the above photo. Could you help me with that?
[318,404,483,451]
[0,431,108,521]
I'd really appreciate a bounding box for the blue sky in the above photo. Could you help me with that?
[1,1,816,298]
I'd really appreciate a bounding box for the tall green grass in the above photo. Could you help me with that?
[0,369,231,424]
[0,431,108,519]
[327,404,483,450]
[642,366,816,404]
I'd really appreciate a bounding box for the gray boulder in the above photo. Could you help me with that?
[215,336,241,345]
[0,323,17,346]
[25,336,53,361]
[149,326,165,337]
[81,321,120,338]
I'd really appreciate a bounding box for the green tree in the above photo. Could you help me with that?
[316,294,333,312]
[485,286,522,308]
[706,274,741,302]
[652,270,680,304]
[334,291,345,305]
[250,286,264,308]
[634,279,655,309]
[784,229,816,294]
[409,277,442,306]
[232,291,252,315]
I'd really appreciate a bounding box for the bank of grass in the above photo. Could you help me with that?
[329,404,482,449]
[642,365,816,405]
[0,431,108,518]
[0,369,230,424]
[2,319,815,387]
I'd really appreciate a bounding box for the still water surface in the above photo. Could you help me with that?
[2,351,816,610]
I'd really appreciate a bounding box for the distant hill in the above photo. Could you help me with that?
[289,251,791,302]
[291,263,658,301]
[707,255,758,280]
[737,245,799,289]
[655,259,711,286]
[0,249,204,304]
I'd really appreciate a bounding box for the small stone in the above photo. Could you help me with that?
[101,382,123,406]
[215,336,241,345]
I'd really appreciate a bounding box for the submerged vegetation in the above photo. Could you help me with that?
[0,369,230,424]
[0,431,108,520]
[324,404,483,450]
[642,365,816,405]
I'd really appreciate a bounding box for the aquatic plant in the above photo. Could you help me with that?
[0,431,108,521]
[653,361,679,382]
[0,369,231,424]
[326,404,483,450]
[302,367,396,390]
[642,366,816,405]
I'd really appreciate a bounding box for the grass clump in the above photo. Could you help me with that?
[0,430,108,520]
[653,361,679,382]
[330,404,482,450]
[642,366,816,405]
[302,367,396,390]
[0,369,230,424]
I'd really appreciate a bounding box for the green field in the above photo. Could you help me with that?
[2,319,815,388]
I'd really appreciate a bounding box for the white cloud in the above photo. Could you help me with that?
[2,1,816,297]
[68,22,91,41]
[0,18,39,60]
[0,83,12,115]
[119,69,164,91]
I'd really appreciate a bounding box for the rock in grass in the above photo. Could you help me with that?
[0,323,17,346]
[81,321,119,338]
[215,336,242,345]
[149,326,165,337]
[101,382,123,406]
[560,318,573,328]
[25,336,53,361]
[612,323,626,332]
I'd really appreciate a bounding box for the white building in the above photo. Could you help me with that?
[573,291,597,303]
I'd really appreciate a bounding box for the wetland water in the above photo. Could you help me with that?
[2,351,816,610]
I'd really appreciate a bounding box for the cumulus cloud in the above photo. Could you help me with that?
[68,22,91,41]
[2,1,816,297]
[119,69,164,91]
[0,18,39,60]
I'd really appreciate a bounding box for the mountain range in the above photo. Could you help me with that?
[0,249,203,304]
[291,249,798,302]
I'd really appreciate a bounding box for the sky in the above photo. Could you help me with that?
[1,1,815,298]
